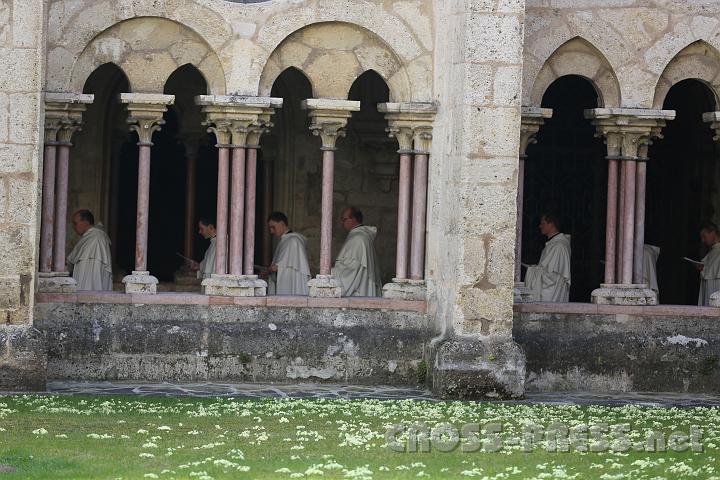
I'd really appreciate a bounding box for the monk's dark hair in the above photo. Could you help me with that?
[346,206,363,224]
[541,211,561,230]
[75,209,94,225]
[197,217,216,228]
[268,211,289,225]
[700,221,719,234]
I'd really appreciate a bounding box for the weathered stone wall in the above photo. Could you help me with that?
[35,302,430,385]
[515,308,720,393]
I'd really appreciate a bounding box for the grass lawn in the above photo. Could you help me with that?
[0,394,719,479]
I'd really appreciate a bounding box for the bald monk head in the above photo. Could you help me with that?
[72,210,94,236]
[700,222,720,247]
[340,207,363,232]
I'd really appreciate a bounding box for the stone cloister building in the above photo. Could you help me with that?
[3,0,720,396]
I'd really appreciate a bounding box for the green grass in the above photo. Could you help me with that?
[0,394,719,479]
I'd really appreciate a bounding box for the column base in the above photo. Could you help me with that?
[382,278,426,300]
[513,281,534,303]
[430,335,526,400]
[710,291,720,307]
[37,272,77,293]
[174,269,202,292]
[122,271,159,294]
[308,275,342,298]
[591,283,657,306]
[201,274,267,297]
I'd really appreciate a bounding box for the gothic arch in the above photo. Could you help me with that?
[529,37,621,108]
[653,40,720,109]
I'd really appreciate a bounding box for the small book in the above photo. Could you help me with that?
[520,262,532,269]
[683,257,704,267]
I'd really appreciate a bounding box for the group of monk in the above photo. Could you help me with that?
[522,213,720,306]
[65,206,382,297]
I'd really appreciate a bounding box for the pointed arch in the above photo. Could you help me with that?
[529,37,621,108]
[653,40,720,109]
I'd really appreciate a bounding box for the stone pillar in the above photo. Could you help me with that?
[703,112,720,306]
[195,95,282,297]
[301,99,360,298]
[586,108,674,305]
[513,107,552,303]
[120,94,175,294]
[378,103,437,300]
[37,94,94,293]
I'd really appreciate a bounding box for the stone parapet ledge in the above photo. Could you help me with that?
[513,302,720,317]
[382,279,426,301]
[201,274,267,297]
[37,272,76,293]
[307,275,342,298]
[122,271,159,294]
[34,292,427,313]
[591,283,657,306]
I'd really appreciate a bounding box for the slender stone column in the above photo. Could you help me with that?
[195,95,282,297]
[38,93,94,293]
[302,99,360,298]
[586,108,673,305]
[410,137,431,280]
[632,155,648,284]
[513,107,553,303]
[181,139,201,265]
[214,141,231,275]
[261,155,275,267]
[120,93,175,295]
[377,103,437,300]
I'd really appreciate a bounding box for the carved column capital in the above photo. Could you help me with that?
[121,93,174,146]
[44,93,94,145]
[703,111,720,142]
[585,108,675,159]
[520,106,553,157]
[378,102,437,154]
[195,95,282,148]
[301,99,360,150]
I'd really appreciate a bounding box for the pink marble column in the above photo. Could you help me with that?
[261,156,274,267]
[395,152,412,280]
[52,143,71,273]
[40,143,58,273]
[243,147,259,276]
[616,158,628,282]
[515,155,526,282]
[229,146,246,275]
[410,153,429,280]
[319,149,335,276]
[134,143,152,271]
[214,146,230,275]
[183,150,197,263]
[632,158,648,284]
[621,159,637,284]
[604,157,619,284]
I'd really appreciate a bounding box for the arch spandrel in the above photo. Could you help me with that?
[528,37,621,108]
[653,40,720,109]
[258,22,414,102]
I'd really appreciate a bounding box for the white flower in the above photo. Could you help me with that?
[157,426,171,431]
[142,442,158,448]
[32,428,48,435]
[143,474,158,479]
[139,453,155,458]
[55,434,67,438]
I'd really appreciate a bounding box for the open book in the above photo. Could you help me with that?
[683,257,704,267]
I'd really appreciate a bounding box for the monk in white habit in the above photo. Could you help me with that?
[332,207,382,297]
[697,222,720,306]
[643,244,660,295]
[67,210,112,291]
[190,218,217,280]
[266,212,311,295]
[524,213,571,302]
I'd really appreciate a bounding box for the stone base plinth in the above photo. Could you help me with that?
[431,335,526,399]
[0,325,46,391]
[174,270,202,293]
[308,275,342,298]
[37,272,76,293]
[710,291,720,307]
[202,274,267,297]
[382,278,426,300]
[591,283,657,305]
[513,281,534,303]
[122,271,159,294]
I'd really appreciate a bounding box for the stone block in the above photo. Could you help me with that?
[202,274,267,297]
[591,284,658,306]
[0,48,40,92]
[710,290,720,308]
[513,282,534,303]
[123,271,159,294]
[9,93,40,145]
[0,325,46,391]
[431,335,525,399]
[37,273,77,293]
[308,275,342,298]
[7,176,36,223]
[382,279,427,301]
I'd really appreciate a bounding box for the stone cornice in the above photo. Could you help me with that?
[44,93,95,144]
[196,95,282,146]
[585,108,673,159]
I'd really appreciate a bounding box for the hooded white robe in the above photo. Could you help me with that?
[643,244,660,295]
[67,225,113,291]
[524,233,571,302]
[268,232,311,296]
[699,242,720,306]
[197,236,216,280]
[331,225,382,297]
